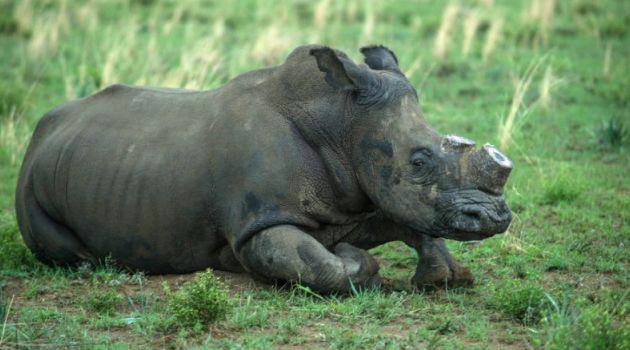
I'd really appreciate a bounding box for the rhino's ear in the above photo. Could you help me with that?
[310,47,368,91]
[360,45,401,73]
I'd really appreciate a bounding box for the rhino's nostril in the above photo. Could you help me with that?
[478,187,502,196]
[462,208,481,222]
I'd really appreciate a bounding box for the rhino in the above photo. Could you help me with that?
[15,45,512,293]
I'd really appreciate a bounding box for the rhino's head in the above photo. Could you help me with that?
[311,46,512,240]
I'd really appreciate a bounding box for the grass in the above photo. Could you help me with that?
[80,288,123,315]
[487,280,548,325]
[164,270,232,328]
[0,0,628,348]
[597,117,627,149]
[539,291,630,350]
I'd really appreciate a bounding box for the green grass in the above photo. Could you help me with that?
[80,288,123,315]
[0,0,629,348]
[165,270,232,328]
[487,280,548,325]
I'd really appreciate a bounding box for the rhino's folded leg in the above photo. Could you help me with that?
[238,225,379,293]
[412,235,474,289]
[332,242,381,289]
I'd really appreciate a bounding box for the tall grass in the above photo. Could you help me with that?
[433,3,459,60]
[360,2,375,45]
[521,0,555,47]
[313,0,331,31]
[0,0,628,348]
[497,59,543,151]
[461,10,480,58]
[482,17,503,62]
[253,24,295,67]
[0,108,30,167]
[25,0,70,58]
[602,42,612,78]
[540,292,630,349]
[0,294,14,347]
[538,65,562,110]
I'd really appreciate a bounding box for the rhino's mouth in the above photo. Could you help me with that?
[438,193,512,241]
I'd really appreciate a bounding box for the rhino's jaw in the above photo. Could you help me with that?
[438,191,512,241]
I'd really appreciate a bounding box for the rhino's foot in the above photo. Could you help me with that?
[333,242,381,290]
[240,225,382,294]
[412,236,474,290]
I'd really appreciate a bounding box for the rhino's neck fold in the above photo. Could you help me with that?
[318,146,373,213]
[263,50,374,214]
[278,96,372,214]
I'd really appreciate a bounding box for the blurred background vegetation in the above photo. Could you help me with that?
[0,0,628,348]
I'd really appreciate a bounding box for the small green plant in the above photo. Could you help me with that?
[597,117,627,149]
[541,166,582,205]
[0,84,27,117]
[0,214,39,272]
[599,15,628,38]
[80,289,122,315]
[541,293,630,350]
[0,3,18,35]
[487,280,548,324]
[164,270,232,327]
[0,290,8,321]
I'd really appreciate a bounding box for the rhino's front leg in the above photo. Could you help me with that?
[339,212,474,289]
[239,225,380,293]
[412,235,474,289]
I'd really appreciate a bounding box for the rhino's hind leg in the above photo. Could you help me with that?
[17,193,92,267]
[216,245,246,273]
[412,235,474,289]
[239,225,380,293]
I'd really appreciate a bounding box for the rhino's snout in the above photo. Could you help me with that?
[448,199,512,240]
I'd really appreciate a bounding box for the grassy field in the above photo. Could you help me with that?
[0,0,629,348]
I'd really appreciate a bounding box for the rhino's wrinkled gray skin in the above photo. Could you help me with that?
[16,45,512,292]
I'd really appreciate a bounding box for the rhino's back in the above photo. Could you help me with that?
[17,84,227,272]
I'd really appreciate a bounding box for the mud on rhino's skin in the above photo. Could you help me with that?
[15,44,512,293]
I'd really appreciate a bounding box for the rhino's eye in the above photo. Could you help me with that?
[412,158,425,167]
[410,148,432,167]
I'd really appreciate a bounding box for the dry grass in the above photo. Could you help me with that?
[100,20,140,88]
[1,1,628,349]
[345,0,358,23]
[172,36,222,89]
[498,59,544,151]
[0,108,30,167]
[313,0,331,31]
[360,2,376,46]
[521,0,555,47]
[163,5,185,35]
[603,42,612,78]
[538,66,553,109]
[252,23,295,67]
[404,58,423,82]
[75,0,100,33]
[60,53,89,100]
[25,0,70,58]
[0,294,15,348]
[13,0,33,35]
[461,10,480,58]
[433,3,460,60]
[537,64,564,111]
[482,17,503,62]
